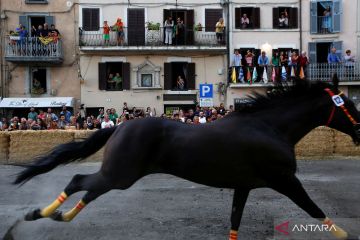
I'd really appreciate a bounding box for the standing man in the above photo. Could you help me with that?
[257,51,269,82]
[327,47,341,64]
[28,107,38,121]
[230,49,244,83]
[60,105,72,123]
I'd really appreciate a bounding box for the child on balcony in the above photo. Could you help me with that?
[103,21,110,46]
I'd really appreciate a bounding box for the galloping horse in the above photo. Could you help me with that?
[15,76,360,240]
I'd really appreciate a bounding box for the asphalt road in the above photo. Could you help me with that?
[0,160,360,240]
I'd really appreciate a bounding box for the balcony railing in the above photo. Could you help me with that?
[308,62,360,82]
[4,36,63,63]
[79,27,226,48]
[229,63,360,85]
[317,16,334,34]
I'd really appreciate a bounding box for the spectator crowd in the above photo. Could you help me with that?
[0,103,234,131]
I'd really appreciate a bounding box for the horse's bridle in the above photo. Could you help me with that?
[324,88,360,139]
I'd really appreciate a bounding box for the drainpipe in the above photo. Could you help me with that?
[299,0,303,53]
[225,0,230,72]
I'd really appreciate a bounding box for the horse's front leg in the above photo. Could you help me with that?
[228,188,250,240]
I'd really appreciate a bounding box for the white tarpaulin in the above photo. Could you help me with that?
[0,97,75,108]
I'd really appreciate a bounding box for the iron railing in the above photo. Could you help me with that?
[229,62,360,84]
[317,16,333,34]
[79,27,226,47]
[4,36,63,62]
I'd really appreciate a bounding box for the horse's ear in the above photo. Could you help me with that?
[332,73,339,90]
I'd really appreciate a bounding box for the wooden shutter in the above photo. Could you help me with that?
[122,63,130,90]
[45,16,54,26]
[98,63,107,90]
[205,9,223,32]
[128,8,145,46]
[310,2,318,34]
[332,0,342,33]
[186,63,196,90]
[164,63,172,90]
[185,10,194,45]
[253,8,260,29]
[82,8,99,31]
[308,42,317,63]
[235,8,241,29]
[272,8,279,29]
[289,8,298,28]
[19,16,28,31]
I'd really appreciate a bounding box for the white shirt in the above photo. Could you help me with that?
[199,116,207,124]
[101,120,114,129]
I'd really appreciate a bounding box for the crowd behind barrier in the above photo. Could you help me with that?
[0,103,233,131]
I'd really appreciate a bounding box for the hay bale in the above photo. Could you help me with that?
[74,130,104,162]
[8,130,75,164]
[333,130,360,158]
[296,127,335,159]
[0,132,10,164]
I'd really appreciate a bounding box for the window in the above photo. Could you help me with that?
[273,7,298,29]
[235,7,260,29]
[205,9,223,32]
[82,8,100,31]
[308,41,342,63]
[31,68,47,95]
[310,0,342,34]
[164,62,195,90]
[25,0,48,4]
[98,62,130,91]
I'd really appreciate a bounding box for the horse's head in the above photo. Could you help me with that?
[323,74,360,145]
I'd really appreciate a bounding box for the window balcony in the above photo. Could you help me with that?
[308,63,360,83]
[229,63,360,87]
[79,27,226,53]
[4,37,63,63]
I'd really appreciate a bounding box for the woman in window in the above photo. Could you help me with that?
[241,14,249,29]
[176,75,185,90]
[322,6,331,33]
[278,10,289,28]
[215,18,225,44]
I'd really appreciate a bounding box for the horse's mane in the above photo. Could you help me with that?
[237,79,333,113]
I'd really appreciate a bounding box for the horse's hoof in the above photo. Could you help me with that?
[24,209,42,221]
[50,210,64,222]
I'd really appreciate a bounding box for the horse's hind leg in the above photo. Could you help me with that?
[270,175,349,240]
[25,172,112,221]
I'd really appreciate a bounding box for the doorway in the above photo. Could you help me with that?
[171,62,188,90]
[29,17,46,36]
[31,68,47,94]
[316,42,331,63]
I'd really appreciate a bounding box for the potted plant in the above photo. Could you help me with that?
[146,21,160,31]
[194,23,203,31]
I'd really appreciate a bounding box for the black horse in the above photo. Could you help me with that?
[15,76,360,240]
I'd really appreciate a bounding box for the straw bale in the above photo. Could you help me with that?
[296,127,335,159]
[333,130,360,157]
[0,132,10,164]
[8,130,75,164]
[74,130,104,162]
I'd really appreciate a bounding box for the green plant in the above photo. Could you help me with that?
[146,21,160,30]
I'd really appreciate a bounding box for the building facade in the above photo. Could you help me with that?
[78,0,228,116]
[0,0,80,116]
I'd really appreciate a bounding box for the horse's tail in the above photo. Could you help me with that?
[14,127,117,185]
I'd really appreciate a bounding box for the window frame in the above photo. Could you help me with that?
[272,7,298,29]
[234,7,260,30]
[25,0,48,4]
[79,5,102,31]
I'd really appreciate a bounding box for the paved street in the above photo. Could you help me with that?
[1,160,360,240]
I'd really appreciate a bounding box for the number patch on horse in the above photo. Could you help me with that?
[332,95,344,107]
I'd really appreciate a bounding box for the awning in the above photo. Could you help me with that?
[0,97,75,108]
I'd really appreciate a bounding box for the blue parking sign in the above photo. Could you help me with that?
[199,84,213,98]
